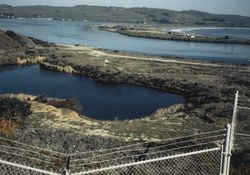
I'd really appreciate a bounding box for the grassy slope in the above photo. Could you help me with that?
[0,30,22,51]
[1,5,250,26]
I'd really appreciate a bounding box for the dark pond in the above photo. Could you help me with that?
[0,65,185,120]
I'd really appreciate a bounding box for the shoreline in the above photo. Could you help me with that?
[37,44,250,117]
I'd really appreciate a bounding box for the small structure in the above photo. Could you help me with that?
[104,59,110,64]
[144,16,147,25]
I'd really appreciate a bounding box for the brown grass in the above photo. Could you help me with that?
[0,118,18,136]
[0,31,21,51]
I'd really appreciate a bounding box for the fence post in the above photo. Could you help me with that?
[221,124,232,175]
[63,156,71,175]
[230,90,239,151]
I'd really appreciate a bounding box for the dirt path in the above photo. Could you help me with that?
[59,44,238,68]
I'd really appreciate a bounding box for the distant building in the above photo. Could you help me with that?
[0,13,15,18]
[144,16,147,25]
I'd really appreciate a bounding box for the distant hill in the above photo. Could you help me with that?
[1,4,250,27]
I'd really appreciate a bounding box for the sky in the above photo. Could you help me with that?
[0,0,250,17]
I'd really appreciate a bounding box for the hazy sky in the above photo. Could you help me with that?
[1,0,250,17]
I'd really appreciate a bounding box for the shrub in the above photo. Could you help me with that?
[6,30,17,38]
[0,118,17,136]
[35,96,83,113]
[0,97,31,122]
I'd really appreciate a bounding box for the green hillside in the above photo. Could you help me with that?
[1,4,250,26]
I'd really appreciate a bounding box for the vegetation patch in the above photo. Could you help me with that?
[0,97,31,122]
[0,118,18,136]
[35,95,83,113]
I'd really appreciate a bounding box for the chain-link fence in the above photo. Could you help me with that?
[0,159,59,175]
[0,130,225,175]
[233,106,250,152]
[71,148,222,175]
[0,136,66,175]
[0,91,249,175]
[68,130,225,173]
[231,91,250,152]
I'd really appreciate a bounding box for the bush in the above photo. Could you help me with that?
[0,118,17,136]
[35,96,83,113]
[0,97,31,122]
[47,99,83,114]
[6,30,17,38]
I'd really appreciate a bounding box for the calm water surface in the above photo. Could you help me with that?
[1,19,250,64]
[0,65,185,120]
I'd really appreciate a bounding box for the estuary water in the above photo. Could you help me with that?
[0,19,250,64]
[0,65,185,120]
[1,19,249,120]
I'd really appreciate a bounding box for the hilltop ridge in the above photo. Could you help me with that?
[1,5,250,26]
